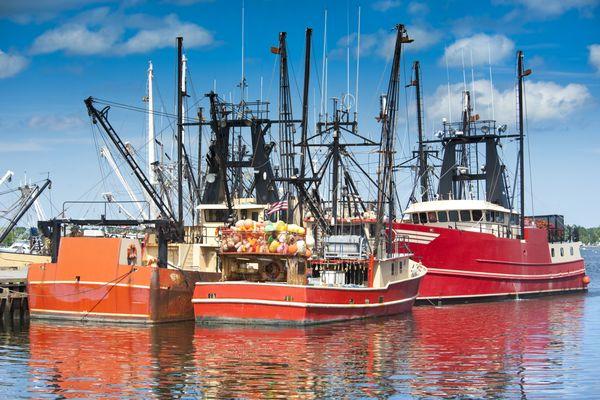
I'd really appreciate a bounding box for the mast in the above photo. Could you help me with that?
[197,107,203,207]
[277,31,296,222]
[176,37,184,231]
[373,24,412,257]
[299,28,312,225]
[147,61,157,219]
[517,50,531,239]
[412,61,429,202]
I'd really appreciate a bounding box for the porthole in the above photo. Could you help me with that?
[560,248,564,257]
[551,248,555,257]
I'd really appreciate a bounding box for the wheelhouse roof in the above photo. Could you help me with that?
[404,199,515,215]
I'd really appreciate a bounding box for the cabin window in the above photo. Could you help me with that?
[437,211,448,222]
[252,212,259,221]
[510,214,519,225]
[551,248,555,257]
[391,263,395,275]
[460,210,471,222]
[495,213,505,224]
[204,209,228,223]
[472,210,483,221]
[448,210,459,222]
[486,211,494,222]
[411,213,419,224]
[419,213,427,224]
[560,247,564,257]
[570,247,574,256]
[427,212,438,223]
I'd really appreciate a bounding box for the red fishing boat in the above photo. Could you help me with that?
[193,222,426,325]
[193,25,428,325]
[395,205,587,302]
[398,52,588,303]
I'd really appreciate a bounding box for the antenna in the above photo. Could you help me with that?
[355,6,361,116]
[240,0,247,102]
[346,3,350,100]
[320,8,327,118]
[461,47,467,93]
[444,46,452,121]
[488,40,495,120]
[470,49,476,112]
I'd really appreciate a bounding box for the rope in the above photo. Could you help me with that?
[80,266,137,321]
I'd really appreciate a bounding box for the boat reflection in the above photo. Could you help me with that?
[28,321,197,399]
[26,293,586,398]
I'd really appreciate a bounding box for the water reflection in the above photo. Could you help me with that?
[21,293,588,399]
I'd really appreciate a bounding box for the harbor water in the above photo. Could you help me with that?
[1,249,599,399]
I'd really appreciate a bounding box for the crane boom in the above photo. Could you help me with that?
[85,97,177,223]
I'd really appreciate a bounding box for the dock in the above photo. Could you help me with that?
[0,266,28,323]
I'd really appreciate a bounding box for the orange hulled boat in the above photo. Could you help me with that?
[28,234,200,323]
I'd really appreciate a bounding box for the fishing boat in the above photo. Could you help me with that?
[193,25,427,325]
[193,220,426,325]
[396,52,588,303]
[28,235,200,323]
[27,39,203,323]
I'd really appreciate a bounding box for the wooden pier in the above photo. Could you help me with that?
[0,266,28,323]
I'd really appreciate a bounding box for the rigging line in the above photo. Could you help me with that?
[80,266,137,322]
[93,99,177,120]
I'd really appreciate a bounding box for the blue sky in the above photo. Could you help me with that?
[0,0,599,226]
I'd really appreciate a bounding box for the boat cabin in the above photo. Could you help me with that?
[196,199,268,247]
[404,199,521,238]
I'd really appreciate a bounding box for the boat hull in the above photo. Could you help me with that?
[27,237,204,324]
[193,274,424,325]
[393,223,588,302]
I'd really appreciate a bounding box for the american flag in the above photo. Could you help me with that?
[266,200,288,215]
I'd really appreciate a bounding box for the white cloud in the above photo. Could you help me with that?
[118,15,214,54]
[27,114,85,131]
[408,1,429,14]
[426,79,591,126]
[0,50,29,78]
[372,0,401,11]
[588,44,600,73]
[29,10,215,56]
[500,0,599,17]
[30,24,120,55]
[442,34,514,67]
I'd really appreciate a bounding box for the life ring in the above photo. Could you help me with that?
[127,244,138,265]
[263,262,284,281]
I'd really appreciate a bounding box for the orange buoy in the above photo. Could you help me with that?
[583,275,591,285]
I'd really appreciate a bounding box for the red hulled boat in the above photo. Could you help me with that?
[396,203,587,302]
[193,224,426,325]
[396,52,588,302]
